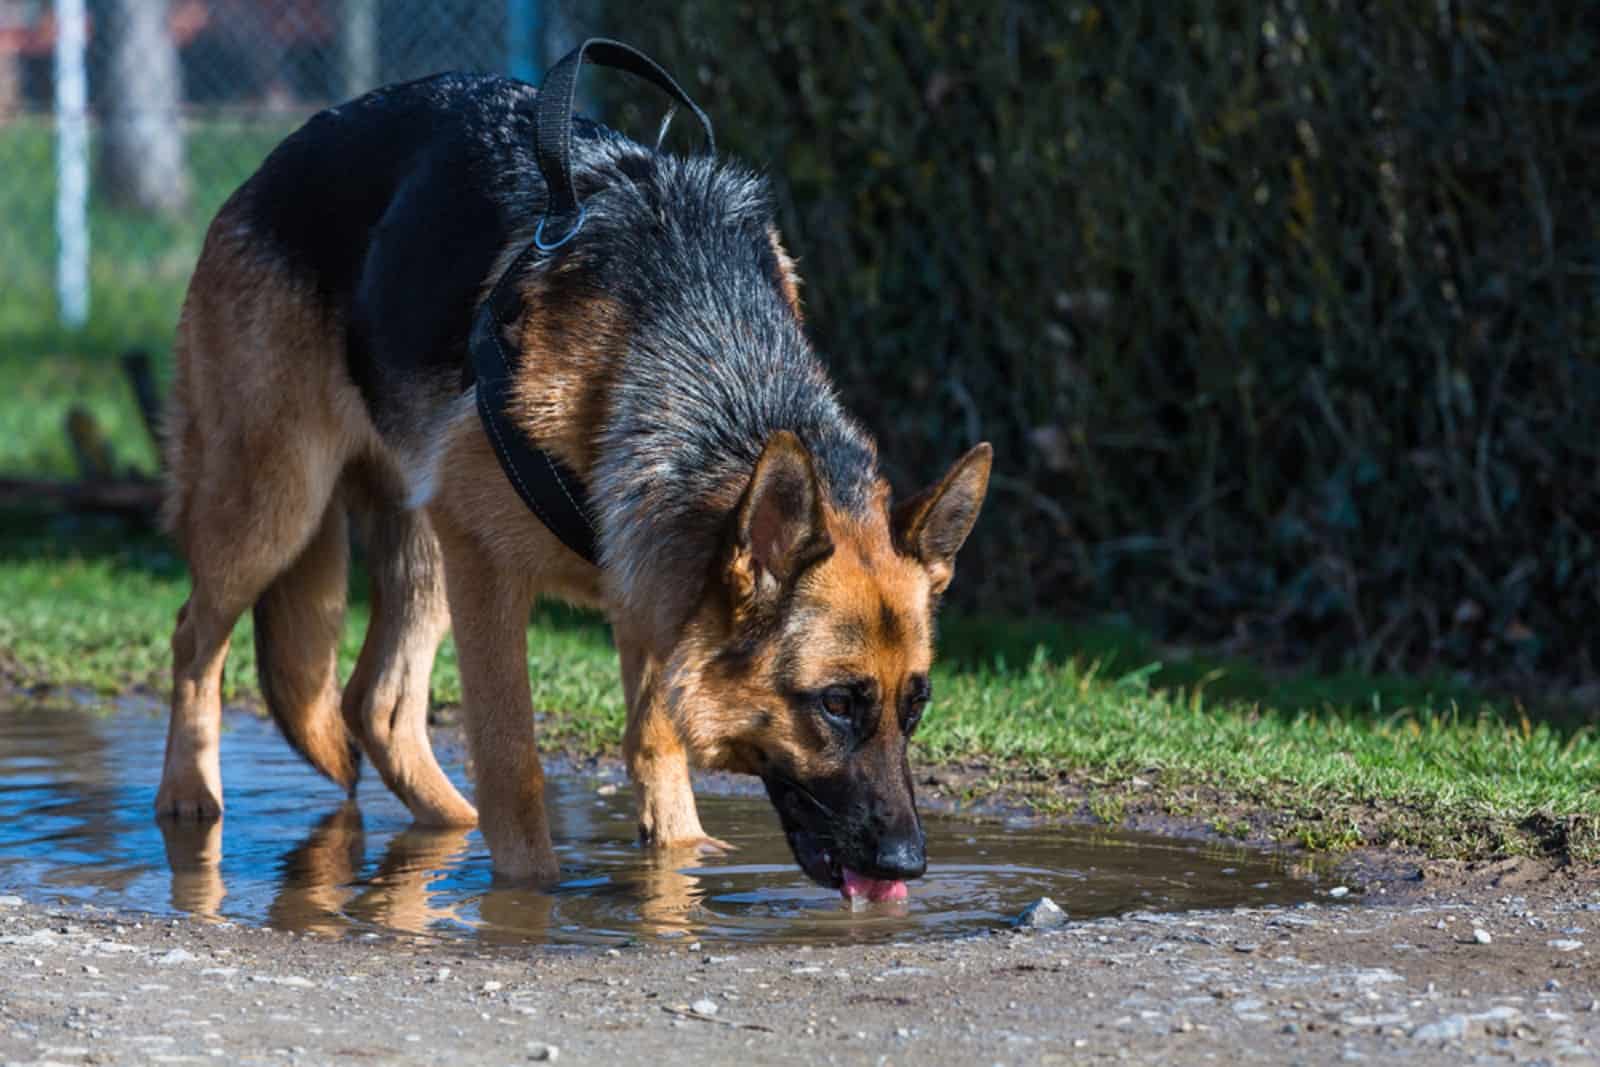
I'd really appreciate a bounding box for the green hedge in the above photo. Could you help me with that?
[604,1,1599,682]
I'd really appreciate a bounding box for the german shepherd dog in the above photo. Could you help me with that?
[157,50,990,901]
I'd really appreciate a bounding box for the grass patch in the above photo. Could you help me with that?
[2,510,1595,864]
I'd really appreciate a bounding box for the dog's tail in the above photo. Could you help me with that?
[253,502,362,792]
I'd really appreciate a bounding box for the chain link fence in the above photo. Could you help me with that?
[0,0,594,356]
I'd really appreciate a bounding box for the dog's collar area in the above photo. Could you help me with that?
[463,40,716,568]
[467,291,600,566]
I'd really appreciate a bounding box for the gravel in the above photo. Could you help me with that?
[0,868,1595,1065]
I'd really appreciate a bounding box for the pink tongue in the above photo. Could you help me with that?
[840,867,908,903]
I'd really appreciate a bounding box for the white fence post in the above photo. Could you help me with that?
[54,0,89,329]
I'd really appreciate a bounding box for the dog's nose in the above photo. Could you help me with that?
[870,832,927,880]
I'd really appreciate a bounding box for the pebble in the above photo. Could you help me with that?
[691,998,719,1016]
[527,1041,560,1061]
[1472,929,1492,945]
[156,949,196,965]
[1233,942,1260,954]
[1017,897,1067,929]
[481,981,503,993]
[1548,939,1583,952]
[1411,1015,1469,1042]
[1328,887,1350,899]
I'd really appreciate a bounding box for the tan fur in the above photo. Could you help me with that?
[666,486,936,782]
[767,225,804,322]
[159,198,474,831]
[507,281,629,477]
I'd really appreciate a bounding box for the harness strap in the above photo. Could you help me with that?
[533,38,715,247]
[465,40,716,566]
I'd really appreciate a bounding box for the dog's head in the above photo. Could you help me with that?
[675,431,991,898]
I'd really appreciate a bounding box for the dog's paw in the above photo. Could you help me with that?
[652,835,736,856]
[154,778,224,820]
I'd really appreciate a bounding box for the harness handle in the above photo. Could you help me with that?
[534,38,716,249]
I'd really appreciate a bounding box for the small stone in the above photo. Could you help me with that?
[1328,886,1350,898]
[1172,1018,1194,1033]
[596,784,619,796]
[895,1027,911,1039]
[1233,942,1260,954]
[1411,1015,1469,1042]
[156,949,196,965]
[1546,979,1563,992]
[691,998,719,1016]
[1017,897,1067,929]
[1281,1023,1301,1034]
[481,981,503,993]
[1472,929,1492,945]
[527,1041,560,1061]
[82,965,99,976]
[1548,939,1583,952]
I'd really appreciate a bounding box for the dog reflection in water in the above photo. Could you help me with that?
[158,807,475,936]
[157,808,711,941]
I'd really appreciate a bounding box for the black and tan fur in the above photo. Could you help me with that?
[158,73,991,888]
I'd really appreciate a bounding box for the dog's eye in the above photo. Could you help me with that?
[902,676,932,735]
[819,687,854,727]
[903,694,930,735]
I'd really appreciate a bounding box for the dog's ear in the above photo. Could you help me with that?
[729,430,830,612]
[893,443,993,596]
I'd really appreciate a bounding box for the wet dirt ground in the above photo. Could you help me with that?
[1,702,1597,1064]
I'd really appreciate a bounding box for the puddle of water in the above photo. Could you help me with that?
[0,703,1325,945]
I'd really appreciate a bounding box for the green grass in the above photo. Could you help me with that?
[1,116,293,367]
[2,509,1596,864]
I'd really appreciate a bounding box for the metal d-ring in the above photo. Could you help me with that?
[533,204,587,252]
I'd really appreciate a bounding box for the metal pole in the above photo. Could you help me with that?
[343,0,379,98]
[507,0,540,82]
[54,0,89,329]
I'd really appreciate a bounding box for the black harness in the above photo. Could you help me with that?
[466,39,715,565]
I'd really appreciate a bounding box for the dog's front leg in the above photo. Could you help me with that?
[616,635,730,852]
[433,514,559,884]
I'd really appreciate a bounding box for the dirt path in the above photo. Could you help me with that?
[2,863,1597,1066]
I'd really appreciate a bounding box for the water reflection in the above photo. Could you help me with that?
[0,702,1330,944]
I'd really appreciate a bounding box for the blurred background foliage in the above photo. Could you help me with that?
[604,1,1600,687]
